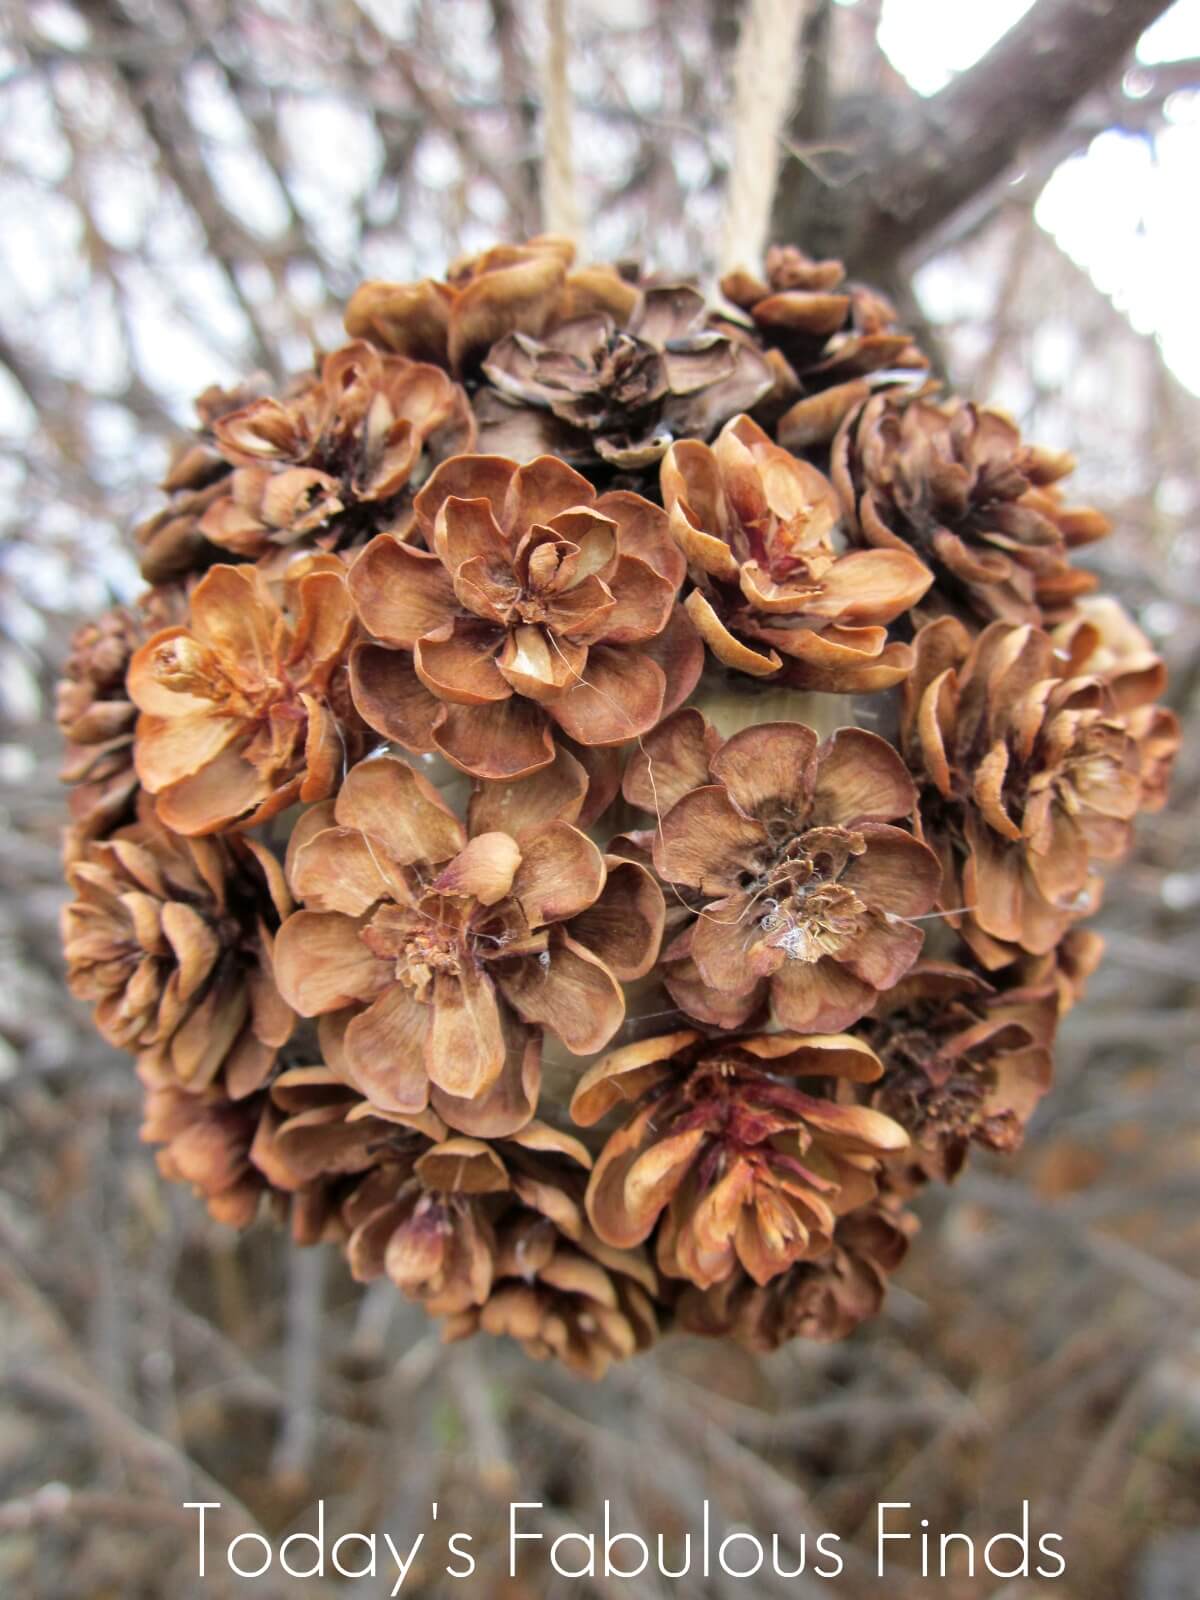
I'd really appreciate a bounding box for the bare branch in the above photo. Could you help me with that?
[774,0,1176,270]
[859,0,1176,266]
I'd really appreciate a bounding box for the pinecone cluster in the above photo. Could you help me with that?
[58,237,1178,1377]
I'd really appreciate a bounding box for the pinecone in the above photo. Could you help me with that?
[1055,598,1181,811]
[831,391,1110,626]
[719,244,927,445]
[62,802,294,1097]
[475,283,773,468]
[661,413,930,691]
[345,235,590,372]
[644,717,941,1033]
[141,1084,272,1228]
[344,1122,592,1317]
[57,587,186,857]
[127,558,365,834]
[571,1030,906,1288]
[346,452,702,776]
[677,1202,914,1348]
[135,378,272,582]
[272,752,663,1134]
[861,961,1057,1184]
[901,616,1154,968]
[197,341,473,559]
[440,1212,659,1378]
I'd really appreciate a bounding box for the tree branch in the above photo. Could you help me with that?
[774,0,1176,271]
[776,0,834,235]
[866,0,1175,257]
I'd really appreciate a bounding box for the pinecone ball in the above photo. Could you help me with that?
[57,236,1177,1376]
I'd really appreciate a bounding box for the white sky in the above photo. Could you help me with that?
[876,0,1200,395]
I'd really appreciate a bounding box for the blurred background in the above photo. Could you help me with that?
[1,1,1198,1595]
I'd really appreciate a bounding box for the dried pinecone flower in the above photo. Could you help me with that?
[676,1201,913,1349]
[346,1157,496,1316]
[272,754,663,1134]
[135,378,270,582]
[861,961,1056,1184]
[145,1076,350,1246]
[141,1084,271,1228]
[661,414,931,690]
[344,1121,592,1317]
[476,283,773,468]
[62,804,294,1098]
[832,391,1109,626]
[649,719,941,1033]
[197,341,473,559]
[1013,926,1106,1016]
[250,1064,444,1191]
[129,559,361,834]
[57,586,187,856]
[440,1211,659,1380]
[902,617,1147,968]
[719,246,926,442]
[1055,597,1181,813]
[344,234,620,373]
[347,452,701,778]
[247,1064,450,1248]
[572,1030,906,1289]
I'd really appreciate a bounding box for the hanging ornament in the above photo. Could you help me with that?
[56,0,1178,1377]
